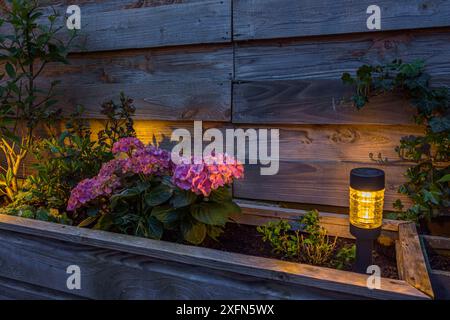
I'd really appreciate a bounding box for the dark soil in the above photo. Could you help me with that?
[199,223,399,280]
[428,253,450,271]
[424,243,450,271]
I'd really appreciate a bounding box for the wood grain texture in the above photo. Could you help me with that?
[233,161,411,210]
[234,0,450,41]
[56,80,231,120]
[236,124,423,163]
[39,0,204,15]
[234,30,450,124]
[106,120,422,163]
[0,215,429,299]
[39,45,232,120]
[395,240,405,280]
[233,81,416,125]
[56,0,231,52]
[0,276,85,300]
[397,223,434,298]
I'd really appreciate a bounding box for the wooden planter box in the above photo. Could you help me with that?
[0,201,434,300]
[422,235,450,300]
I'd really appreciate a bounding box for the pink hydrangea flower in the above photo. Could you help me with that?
[67,138,173,212]
[172,153,244,197]
[66,174,121,211]
[123,145,173,176]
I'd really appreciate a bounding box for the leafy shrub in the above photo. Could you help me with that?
[0,94,136,222]
[0,0,76,202]
[0,190,70,224]
[257,210,355,268]
[342,60,449,222]
[67,138,244,245]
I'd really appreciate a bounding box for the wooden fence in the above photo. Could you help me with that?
[6,0,450,210]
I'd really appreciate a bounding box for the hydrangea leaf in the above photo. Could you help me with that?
[182,221,206,245]
[145,184,173,207]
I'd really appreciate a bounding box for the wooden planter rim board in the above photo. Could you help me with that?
[0,200,433,300]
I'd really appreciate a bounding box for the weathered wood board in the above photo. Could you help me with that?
[107,120,423,163]
[233,30,450,124]
[0,276,85,300]
[234,161,411,210]
[396,223,434,298]
[39,45,233,121]
[47,0,232,52]
[39,0,205,15]
[234,0,450,41]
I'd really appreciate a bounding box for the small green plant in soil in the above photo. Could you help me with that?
[342,60,449,222]
[257,210,356,269]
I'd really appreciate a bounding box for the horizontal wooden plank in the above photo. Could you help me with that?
[6,120,423,162]
[0,276,85,300]
[234,30,450,124]
[45,45,233,82]
[234,0,450,41]
[39,0,204,15]
[55,80,231,120]
[38,45,233,120]
[239,124,423,162]
[233,81,416,125]
[61,0,231,52]
[234,161,411,210]
[0,215,429,299]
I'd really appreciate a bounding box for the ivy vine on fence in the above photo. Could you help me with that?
[342,59,449,222]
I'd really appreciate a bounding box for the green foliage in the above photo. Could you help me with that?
[0,190,71,224]
[0,0,76,201]
[333,244,356,270]
[342,60,449,222]
[257,210,355,268]
[257,219,300,257]
[3,94,136,221]
[82,179,240,245]
[97,92,136,150]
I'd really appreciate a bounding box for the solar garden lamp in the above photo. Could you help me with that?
[349,168,385,274]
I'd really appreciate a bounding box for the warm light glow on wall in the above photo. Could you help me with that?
[89,120,172,145]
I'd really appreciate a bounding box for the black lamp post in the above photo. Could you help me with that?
[349,168,385,274]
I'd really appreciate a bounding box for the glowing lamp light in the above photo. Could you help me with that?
[349,168,385,273]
